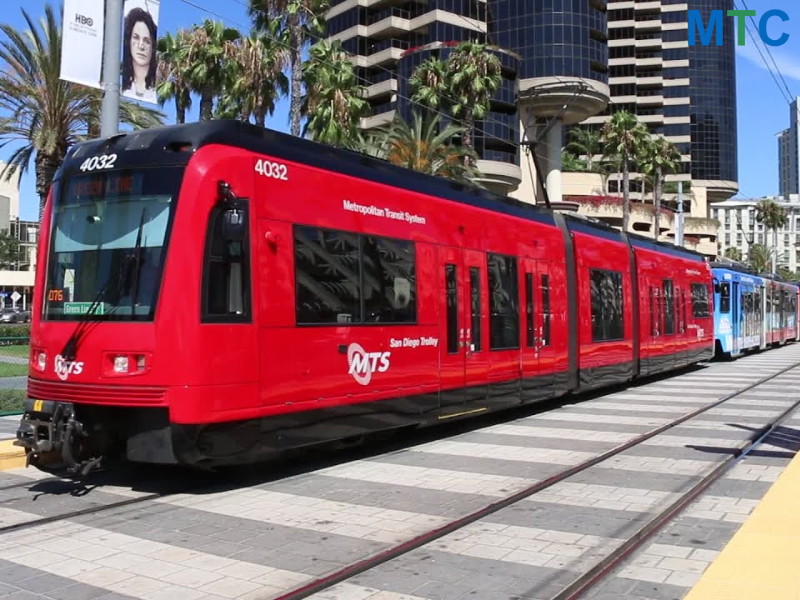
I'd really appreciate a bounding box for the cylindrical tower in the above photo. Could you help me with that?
[489,0,611,204]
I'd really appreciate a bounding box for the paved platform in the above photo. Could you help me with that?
[0,346,798,600]
[0,414,21,439]
[681,434,800,600]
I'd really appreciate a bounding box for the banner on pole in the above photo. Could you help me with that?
[121,0,161,105]
[59,0,105,89]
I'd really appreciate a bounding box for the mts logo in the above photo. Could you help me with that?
[689,9,790,47]
[346,343,390,386]
[75,14,94,27]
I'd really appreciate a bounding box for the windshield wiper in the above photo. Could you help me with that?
[128,207,147,315]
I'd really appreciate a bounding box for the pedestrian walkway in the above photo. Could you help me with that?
[684,438,800,600]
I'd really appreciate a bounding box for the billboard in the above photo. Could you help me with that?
[59,0,105,89]
[121,0,161,105]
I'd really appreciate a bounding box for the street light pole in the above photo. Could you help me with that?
[675,181,684,246]
[100,0,123,138]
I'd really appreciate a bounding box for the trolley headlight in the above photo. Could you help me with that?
[32,349,46,372]
[105,352,149,376]
[113,356,129,373]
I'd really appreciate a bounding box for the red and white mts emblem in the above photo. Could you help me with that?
[347,343,390,386]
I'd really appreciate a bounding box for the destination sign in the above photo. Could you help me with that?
[68,173,135,199]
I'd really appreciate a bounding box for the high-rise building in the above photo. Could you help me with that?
[778,98,800,197]
[582,0,738,204]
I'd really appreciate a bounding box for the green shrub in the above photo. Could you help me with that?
[0,324,30,344]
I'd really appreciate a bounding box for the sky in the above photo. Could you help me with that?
[1,0,800,221]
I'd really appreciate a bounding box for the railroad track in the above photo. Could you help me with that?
[268,360,800,600]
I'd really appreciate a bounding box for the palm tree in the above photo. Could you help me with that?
[446,42,502,155]
[567,127,602,171]
[157,30,193,124]
[353,112,481,184]
[409,56,449,114]
[0,4,163,219]
[249,0,330,137]
[301,39,370,147]
[409,42,502,159]
[217,26,289,126]
[640,136,681,240]
[724,247,743,262]
[185,20,240,120]
[601,111,650,232]
[748,243,772,274]
[755,198,789,273]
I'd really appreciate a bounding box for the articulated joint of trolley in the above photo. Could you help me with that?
[15,399,104,478]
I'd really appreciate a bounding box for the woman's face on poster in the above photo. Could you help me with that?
[130,21,153,67]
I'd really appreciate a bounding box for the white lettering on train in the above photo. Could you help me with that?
[54,355,84,381]
[389,337,439,349]
[342,200,427,225]
[347,343,390,386]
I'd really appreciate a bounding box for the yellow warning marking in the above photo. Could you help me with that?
[0,439,26,471]
[32,399,43,412]
[438,407,488,420]
[684,452,800,600]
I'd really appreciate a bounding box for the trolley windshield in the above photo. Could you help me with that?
[43,167,182,321]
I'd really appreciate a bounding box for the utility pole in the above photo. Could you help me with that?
[100,0,123,138]
[675,181,684,247]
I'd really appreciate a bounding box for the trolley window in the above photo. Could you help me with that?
[293,226,416,325]
[525,273,534,348]
[202,202,251,322]
[541,274,551,347]
[662,279,674,335]
[691,283,709,318]
[590,269,624,342]
[469,266,481,352]
[719,282,731,313]
[446,264,458,354]
[488,253,519,350]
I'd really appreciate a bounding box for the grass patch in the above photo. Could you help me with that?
[0,344,29,359]
[0,364,28,377]
[0,390,25,413]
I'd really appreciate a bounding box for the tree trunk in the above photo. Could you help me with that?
[289,18,303,137]
[772,228,778,274]
[255,107,267,128]
[200,91,214,121]
[654,167,662,241]
[176,92,187,124]
[35,151,62,221]
[462,107,474,166]
[622,155,630,233]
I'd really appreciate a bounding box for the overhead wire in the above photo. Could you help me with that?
[738,0,794,104]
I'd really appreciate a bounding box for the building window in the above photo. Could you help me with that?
[590,269,624,342]
[488,253,519,350]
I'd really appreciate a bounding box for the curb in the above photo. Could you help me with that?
[0,439,26,471]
